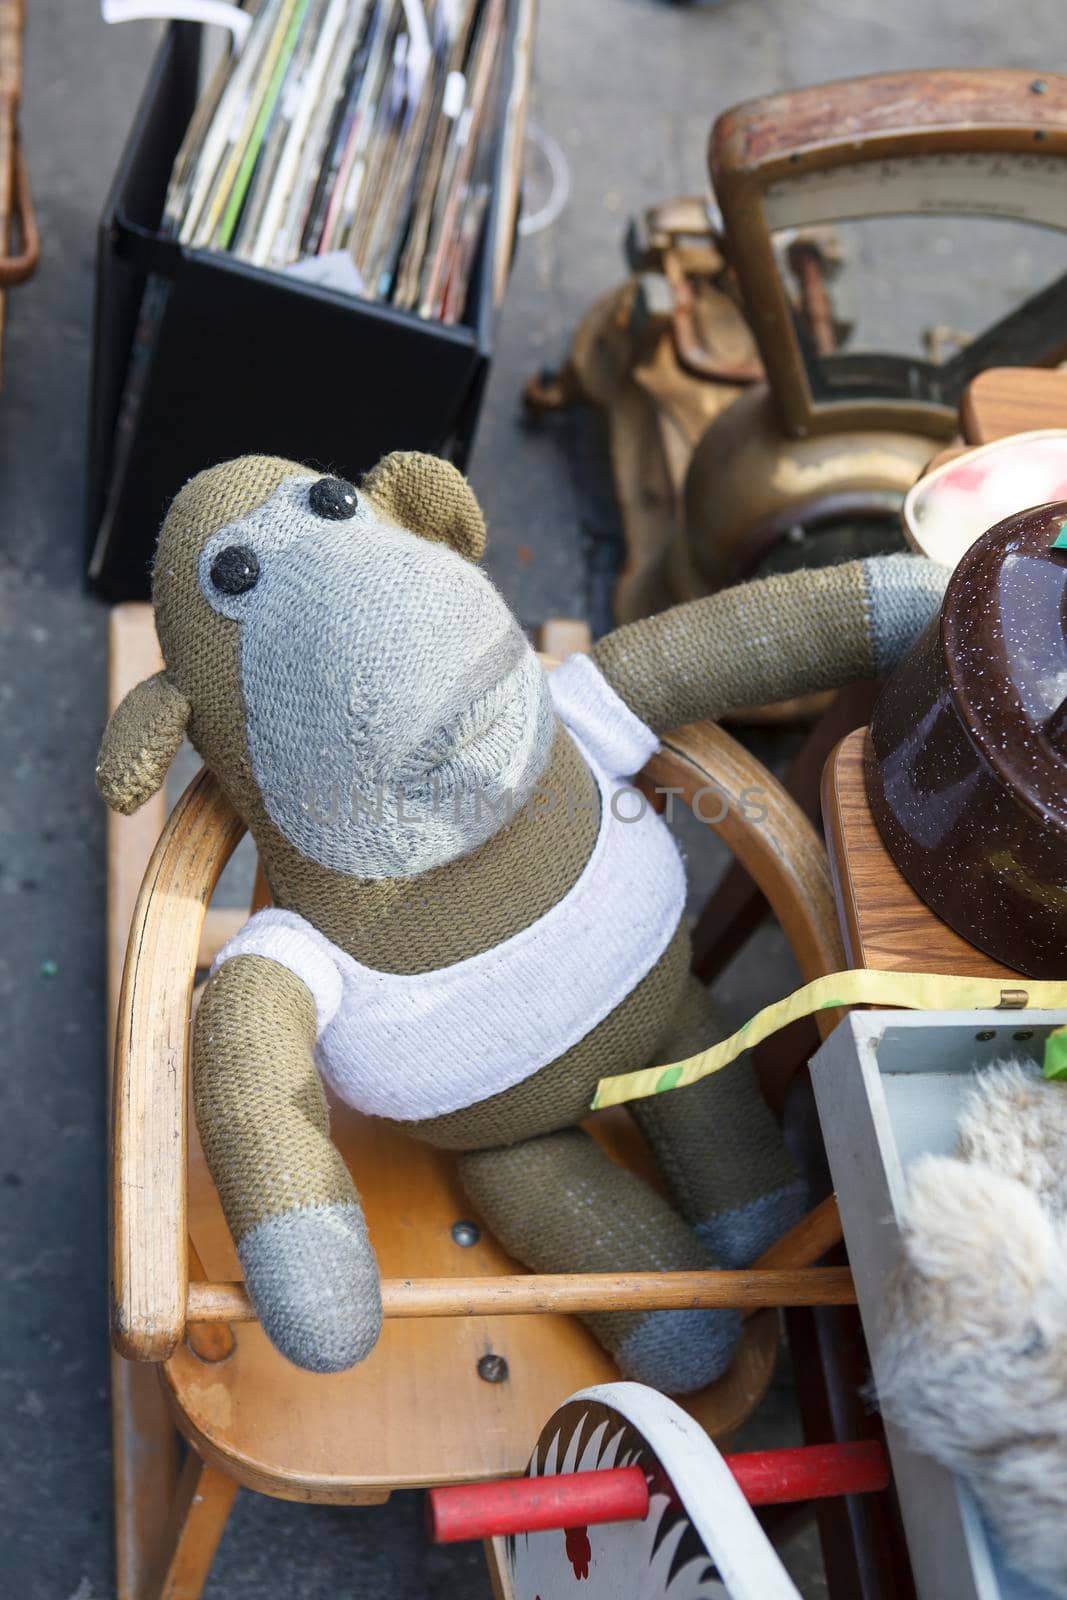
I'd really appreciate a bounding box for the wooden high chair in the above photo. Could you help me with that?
[105,606,852,1600]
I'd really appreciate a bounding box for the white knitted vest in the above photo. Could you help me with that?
[211,656,686,1119]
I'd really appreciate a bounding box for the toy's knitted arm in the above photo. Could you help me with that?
[193,954,382,1372]
[590,553,948,735]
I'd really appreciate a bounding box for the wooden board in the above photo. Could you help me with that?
[821,729,1018,979]
[537,617,592,660]
[960,366,1067,445]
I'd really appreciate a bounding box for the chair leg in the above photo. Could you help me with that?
[112,1358,184,1600]
[484,1536,516,1600]
[146,1449,238,1600]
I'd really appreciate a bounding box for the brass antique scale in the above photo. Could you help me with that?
[529,69,1067,630]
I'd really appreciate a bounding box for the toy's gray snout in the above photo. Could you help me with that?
[226,488,555,879]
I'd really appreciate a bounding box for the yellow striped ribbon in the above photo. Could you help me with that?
[591,970,1067,1110]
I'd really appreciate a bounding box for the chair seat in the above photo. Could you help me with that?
[167,1093,780,1500]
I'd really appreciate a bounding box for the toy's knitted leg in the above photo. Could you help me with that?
[194,954,382,1373]
[459,1128,741,1394]
[630,977,807,1267]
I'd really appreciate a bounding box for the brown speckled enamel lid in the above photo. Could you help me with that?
[866,501,1067,978]
[944,501,1067,829]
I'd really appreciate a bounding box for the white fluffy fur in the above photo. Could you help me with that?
[877,1060,1067,1598]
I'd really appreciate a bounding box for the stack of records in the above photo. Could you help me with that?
[166,0,508,322]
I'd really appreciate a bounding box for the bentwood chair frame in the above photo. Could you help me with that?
[106,604,852,1600]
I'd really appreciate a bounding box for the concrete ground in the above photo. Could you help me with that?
[2,1,1063,1596]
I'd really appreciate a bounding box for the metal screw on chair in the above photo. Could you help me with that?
[451,1220,480,1247]
[478,1353,509,1384]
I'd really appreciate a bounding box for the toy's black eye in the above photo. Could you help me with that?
[309,476,358,519]
[210,545,260,595]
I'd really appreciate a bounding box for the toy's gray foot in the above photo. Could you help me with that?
[616,1307,744,1394]
[237,1201,382,1373]
[696,1179,809,1269]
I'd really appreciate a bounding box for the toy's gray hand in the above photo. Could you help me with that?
[238,1200,383,1373]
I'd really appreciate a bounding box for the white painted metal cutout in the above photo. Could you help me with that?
[500,1382,800,1600]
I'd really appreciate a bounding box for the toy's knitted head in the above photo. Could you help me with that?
[99,452,555,876]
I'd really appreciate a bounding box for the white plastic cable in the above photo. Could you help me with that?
[100,0,252,50]
[519,122,571,237]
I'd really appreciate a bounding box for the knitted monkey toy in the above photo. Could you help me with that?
[98,451,946,1391]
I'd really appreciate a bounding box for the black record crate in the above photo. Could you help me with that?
[87,13,528,600]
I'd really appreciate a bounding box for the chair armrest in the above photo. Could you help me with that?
[646,721,846,993]
[111,769,246,1362]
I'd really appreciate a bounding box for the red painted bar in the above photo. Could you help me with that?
[428,1467,650,1543]
[728,1440,890,1506]
[427,1441,891,1542]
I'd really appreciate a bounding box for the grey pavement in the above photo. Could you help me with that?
[1,1,1063,1596]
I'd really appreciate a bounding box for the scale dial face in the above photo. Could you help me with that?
[740,147,1067,433]
[711,72,1067,436]
[762,151,1067,233]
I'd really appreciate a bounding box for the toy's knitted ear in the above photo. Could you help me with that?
[361,451,487,561]
[96,671,191,815]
